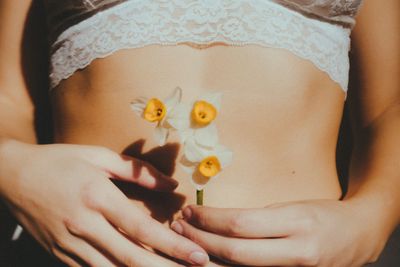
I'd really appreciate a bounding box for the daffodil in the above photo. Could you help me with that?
[180,138,233,191]
[168,92,222,148]
[130,87,232,205]
[130,87,182,146]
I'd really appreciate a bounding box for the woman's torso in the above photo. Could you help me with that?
[46,0,361,223]
[51,44,344,221]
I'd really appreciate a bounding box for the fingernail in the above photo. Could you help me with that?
[189,251,208,265]
[170,221,183,234]
[182,207,192,220]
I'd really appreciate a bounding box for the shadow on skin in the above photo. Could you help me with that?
[113,139,186,224]
[21,0,53,144]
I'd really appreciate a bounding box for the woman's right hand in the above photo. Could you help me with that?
[0,140,209,267]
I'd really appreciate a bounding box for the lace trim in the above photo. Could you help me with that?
[49,0,351,92]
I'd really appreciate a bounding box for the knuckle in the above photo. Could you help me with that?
[226,213,246,236]
[63,217,89,237]
[80,181,106,210]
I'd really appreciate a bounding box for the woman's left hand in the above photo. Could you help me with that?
[170,199,387,266]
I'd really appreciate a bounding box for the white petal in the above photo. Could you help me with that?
[199,92,222,111]
[154,126,169,146]
[178,129,194,144]
[167,103,191,130]
[181,164,196,174]
[184,138,206,162]
[215,145,233,168]
[179,156,196,174]
[130,97,147,116]
[164,86,182,111]
[194,123,219,148]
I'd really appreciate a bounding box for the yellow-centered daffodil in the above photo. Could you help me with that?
[143,98,166,122]
[169,92,222,148]
[192,100,217,126]
[180,138,232,190]
[130,87,182,146]
[198,156,221,177]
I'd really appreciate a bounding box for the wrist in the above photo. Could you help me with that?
[344,186,400,232]
[0,139,33,199]
[343,196,393,262]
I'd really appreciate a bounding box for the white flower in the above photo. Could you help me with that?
[130,87,182,146]
[180,138,233,190]
[168,92,222,148]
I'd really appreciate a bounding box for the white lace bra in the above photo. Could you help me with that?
[44,0,364,93]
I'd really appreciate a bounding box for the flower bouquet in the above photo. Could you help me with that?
[131,87,232,205]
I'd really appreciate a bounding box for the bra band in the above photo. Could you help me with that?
[49,0,351,94]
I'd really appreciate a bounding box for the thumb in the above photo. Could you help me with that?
[82,146,178,191]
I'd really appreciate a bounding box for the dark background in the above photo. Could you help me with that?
[0,0,399,266]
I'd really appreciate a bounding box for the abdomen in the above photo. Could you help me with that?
[51,44,344,222]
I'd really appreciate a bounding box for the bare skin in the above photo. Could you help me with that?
[0,0,399,266]
[48,41,344,266]
[51,43,344,215]
[171,1,400,266]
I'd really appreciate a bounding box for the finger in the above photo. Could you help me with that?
[182,205,297,238]
[172,219,300,266]
[99,196,209,266]
[82,146,178,191]
[66,214,182,267]
[52,249,81,267]
[57,237,117,267]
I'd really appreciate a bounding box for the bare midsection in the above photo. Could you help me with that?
[51,44,344,221]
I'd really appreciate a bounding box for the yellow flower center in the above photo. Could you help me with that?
[198,156,221,177]
[143,98,166,122]
[192,100,217,126]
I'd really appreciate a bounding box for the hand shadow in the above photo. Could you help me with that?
[112,139,186,224]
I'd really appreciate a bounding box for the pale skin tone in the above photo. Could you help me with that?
[0,1,399,267]
[171,1,400,266]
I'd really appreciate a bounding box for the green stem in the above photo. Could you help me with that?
[196,189,204,206]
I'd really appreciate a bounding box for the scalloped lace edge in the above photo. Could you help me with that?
[49,0,351,95]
